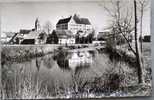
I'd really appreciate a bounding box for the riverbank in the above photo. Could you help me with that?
[1,43,151,99]
[1,44,103,63]
[105,43,151,83]
[1,45,58,63]
[105,46,136,67]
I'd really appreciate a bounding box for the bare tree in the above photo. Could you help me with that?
[103,0,145,83]
[43,20,53,34]
[137,0,149,52]
[103,0,135,53]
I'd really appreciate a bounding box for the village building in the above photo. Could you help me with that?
[54,30,75,44]
[143,35,151,42]
[13,18,47,44]
[1,32,17,44]
[97,31,111,41]
[56,14,93,36]
[96,30,133,46]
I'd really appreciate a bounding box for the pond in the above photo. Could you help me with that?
[1,48,137,98]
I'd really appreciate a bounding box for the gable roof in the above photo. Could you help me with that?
[20,29,31,34]
[56,16,72,25]
[73,14,91,25]
[22,30,41,39]
[56,14,91,25]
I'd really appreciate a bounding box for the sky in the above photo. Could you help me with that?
[0,1,151,36]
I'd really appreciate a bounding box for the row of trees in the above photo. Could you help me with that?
[103,0,149,84]
[46,30,95,44]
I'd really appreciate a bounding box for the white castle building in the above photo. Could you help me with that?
[56,14,93,35]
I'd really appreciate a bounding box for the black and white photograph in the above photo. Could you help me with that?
[0,0,152,99]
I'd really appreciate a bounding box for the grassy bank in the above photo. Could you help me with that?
[105,46,137,67]
[1,45,57,63]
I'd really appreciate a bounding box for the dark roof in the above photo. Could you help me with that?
[56,14,91,25]
[80,18,91,25]
[56,16,72,25]
[54,30,74,38]
[97,32,110,39]
[20,29,31,34]
[73,14,91,25]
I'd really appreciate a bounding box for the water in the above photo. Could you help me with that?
[2,50,109,98]
[1,48,139,98]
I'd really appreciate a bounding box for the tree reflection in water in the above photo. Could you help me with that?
[42,54,55,70]
[54,49,94,73]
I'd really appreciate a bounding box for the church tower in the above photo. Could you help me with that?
[35,18,41,31]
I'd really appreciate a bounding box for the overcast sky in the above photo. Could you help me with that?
[0,1,150,35]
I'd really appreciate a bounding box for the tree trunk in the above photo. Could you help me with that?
[140,6,143,53]
[134,0,144,84]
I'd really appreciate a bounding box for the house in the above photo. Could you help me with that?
[56,14,93,35]
[1,32,17,44]
[18,30,47,44]
[97,31,110,41]
[54,30,75,45]
[13,18,47,44]
[20,30,41,44]
[143,35,151,42]
[97,30,133,46]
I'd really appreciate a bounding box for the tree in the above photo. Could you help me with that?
[38,31,47,44]
[52,30,59,44]
[137,0,149,52]
[38,32,46,40]
[103,0,145,83]
[46,34,53,44]
[86,30,95,43]
[103,0,135,51]
[46,30,58,44]
[43,20,53,34]
[75,31,80,44]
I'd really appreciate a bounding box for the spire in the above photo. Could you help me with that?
[35,17,41,31]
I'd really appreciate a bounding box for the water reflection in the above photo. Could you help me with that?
[2,49,97,98]
[42,54,55,69]
[54,50,94,72]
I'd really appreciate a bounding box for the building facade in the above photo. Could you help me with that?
[56,14,93,35]
[54,30,75,44]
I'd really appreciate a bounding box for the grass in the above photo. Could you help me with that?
[1,45,56,63]
[1,42,152,99]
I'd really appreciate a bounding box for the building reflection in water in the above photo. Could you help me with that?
[68,51,93,70]
[55,51,94,73]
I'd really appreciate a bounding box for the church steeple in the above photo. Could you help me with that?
[35,17,41,31]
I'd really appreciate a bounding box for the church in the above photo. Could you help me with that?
[13,18,47,44]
